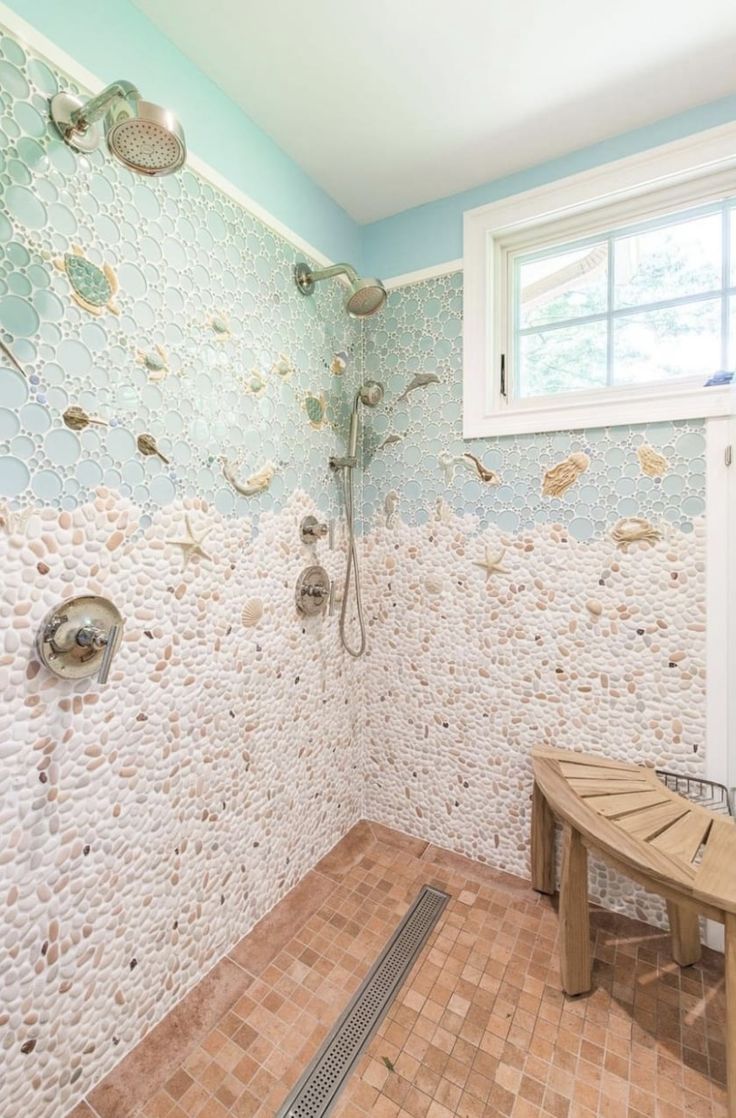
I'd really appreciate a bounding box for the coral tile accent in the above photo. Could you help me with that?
[71,822,727,1118]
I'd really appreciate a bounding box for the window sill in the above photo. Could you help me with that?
[462,383,734,438]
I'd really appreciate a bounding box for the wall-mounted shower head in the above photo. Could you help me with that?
[347,381,384,459]
[50,81,186,177]
[294,262,387,318]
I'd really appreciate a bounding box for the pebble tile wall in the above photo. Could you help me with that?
[0,20,712,1118]
[0,24,364,1118]
[360,271,707,926]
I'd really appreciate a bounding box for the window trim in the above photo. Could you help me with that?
[462,123,736,438]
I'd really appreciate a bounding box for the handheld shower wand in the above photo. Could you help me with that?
[331,382,384,658]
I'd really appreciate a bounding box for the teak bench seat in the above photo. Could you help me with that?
[531,746,736,1115]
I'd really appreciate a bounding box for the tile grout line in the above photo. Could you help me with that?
[81,1100,105,1118]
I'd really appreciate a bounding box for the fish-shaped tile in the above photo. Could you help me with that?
[222,458,276,496]
[397,372,440,402]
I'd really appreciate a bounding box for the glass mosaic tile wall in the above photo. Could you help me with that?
[0,24,364,1118]
[362,270,705,535]
[0,34,360,523]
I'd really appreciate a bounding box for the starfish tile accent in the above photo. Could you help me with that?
[166,514,212,570]
[474,546,508,581]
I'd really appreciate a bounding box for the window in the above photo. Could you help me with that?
[463,127,736,437]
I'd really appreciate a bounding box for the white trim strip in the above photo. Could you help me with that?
[463,120,736,441]
[0,0,335,269]
[384,259,463,290]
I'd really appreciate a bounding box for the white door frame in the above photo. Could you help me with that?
[705,412,736,949]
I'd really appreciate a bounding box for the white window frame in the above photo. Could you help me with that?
[463,123,736,438]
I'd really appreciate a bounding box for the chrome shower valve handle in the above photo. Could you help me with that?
[295,566,331,616]
[300,515,329,544]
[37,595,124,682]
[96,625,119,684]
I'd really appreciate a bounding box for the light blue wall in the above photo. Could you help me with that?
[4,0,362,263]
[361,96,736,279]
[9,0,736,281]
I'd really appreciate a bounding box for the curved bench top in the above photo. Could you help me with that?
[533,747,736,917]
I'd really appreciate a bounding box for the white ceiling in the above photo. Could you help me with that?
[134,0,736,224]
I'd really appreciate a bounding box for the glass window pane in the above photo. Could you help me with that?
[518,241,608,329]
[518,321,607,398]
[613,299,721,387]
[614,212,721,309]
[730,207,736,288]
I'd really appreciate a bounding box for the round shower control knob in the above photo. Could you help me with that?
[37,595,124,681]
[295,565,331,617]
[300,515,329,545]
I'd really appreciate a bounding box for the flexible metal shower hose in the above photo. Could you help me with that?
[339,465,367,658]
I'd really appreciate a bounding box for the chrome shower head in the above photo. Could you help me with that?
[345,277,387,318]
[294,262,387,318]
[347,381,384,459]
[50,81,186,176]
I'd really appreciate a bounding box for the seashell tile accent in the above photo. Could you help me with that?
[611,516,663,550]
[637,443,669,477]
[542,451,590,497]
[241,598,264,627]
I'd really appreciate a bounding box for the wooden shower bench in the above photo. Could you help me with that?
[531,747,736,1115]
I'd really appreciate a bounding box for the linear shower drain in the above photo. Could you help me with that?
[276,884,450,1118]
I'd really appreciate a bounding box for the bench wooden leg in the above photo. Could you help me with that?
[726,913,736,1118]
[531,780,556,895]
[559,825,592,996]
[667,901,702,967]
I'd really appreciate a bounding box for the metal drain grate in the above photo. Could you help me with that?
[277,884,450,1118]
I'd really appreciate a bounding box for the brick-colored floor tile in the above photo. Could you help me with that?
[92,824,727,1118]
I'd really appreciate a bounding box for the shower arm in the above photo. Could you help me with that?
[298,262,360,287]
[69,81,140,133]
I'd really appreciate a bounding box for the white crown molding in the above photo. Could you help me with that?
[0,0,335,269]
[383,258,463,290]
[463,119,736,234]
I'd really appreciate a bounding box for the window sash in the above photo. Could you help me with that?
[508,195,735,401]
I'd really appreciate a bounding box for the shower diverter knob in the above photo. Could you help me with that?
[295,565,331,617]
[37,595,124,681]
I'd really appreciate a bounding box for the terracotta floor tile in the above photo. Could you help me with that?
[87,958,254,1118]
[71,822,728,1118]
